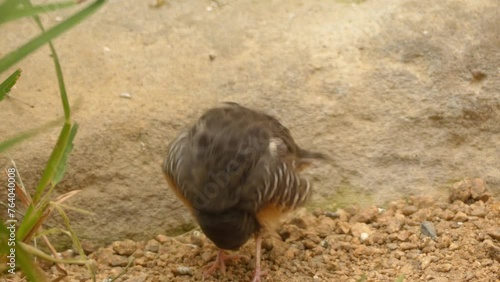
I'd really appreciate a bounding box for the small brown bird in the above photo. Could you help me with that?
[163,102,324,281]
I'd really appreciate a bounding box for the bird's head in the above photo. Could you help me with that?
[195,209,259,250]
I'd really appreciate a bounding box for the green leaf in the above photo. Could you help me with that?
[32,122,73,204]
[0,68,21,102]
[16,202,46,242]
[395,274,405,282]
[51,123,78,185]
[52,204,87,261]
[48,41,71,121]
[0,0,77,25]
[0,0,107,74]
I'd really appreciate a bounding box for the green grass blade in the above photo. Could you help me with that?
[0,0,106,74]
[17,242,48,281]
[33,227,71,238]
[16,202,46,242]
[19,241,89,265]
[0,0,77,25]
[5,216,47,280]
[0,68,21,102]
[32,122,71,204]
[49,40,71,121]
[0,130,40,152]
[52,204,87,260]
[51,123,78,185]
[23,0,72,122]
[0,0,18,24]
[0,118,64,153]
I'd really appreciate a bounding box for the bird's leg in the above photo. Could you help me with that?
[252,234,267,282]
[203,249,248,280]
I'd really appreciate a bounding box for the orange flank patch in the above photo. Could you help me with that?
[164,175,194,213]
[256,204,289,231]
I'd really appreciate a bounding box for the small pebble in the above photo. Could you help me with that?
[316,217,335,237]
[172,266,193,276]
[469,205,488,217]
[437,234,452,249]
[112,239,137,256]
[402,206,418,216]
[453,211,468,222]
[396,230,410,242]
[356,206,379,223]
[120,92,132,98]
[421,221,437,240]
[59,249,74,259]
[435,263,453,272]
[109,255,129,267]
[442,209,455,220]
[486,228,500,240]
[387,243,398,250]
[400,242,418,250]
[336,221,351,235]
[325,211,339,218]
[190,230,204,247]
[155,234,170,244]
[420,256,433,270]
[350,222,372,238]
[449,243,460,251]
[81,239,99,255]
[484,240,500,262]
[145,239,160,253]
[360,232,369,242]
[386,215,405,233]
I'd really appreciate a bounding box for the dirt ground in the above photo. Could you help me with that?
[7,178,497,281]
[1,0,500,280]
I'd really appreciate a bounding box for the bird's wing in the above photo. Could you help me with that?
[163,116,268,213]
[163,131,197,211]
[237,150,312,213]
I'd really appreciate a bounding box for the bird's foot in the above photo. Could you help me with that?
[251,268,268,282]
[203,249,249,280]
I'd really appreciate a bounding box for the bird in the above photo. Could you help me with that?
[162,102,325,281]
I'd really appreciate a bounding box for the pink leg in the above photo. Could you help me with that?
[251,234,267,282]
[203,249,248,280]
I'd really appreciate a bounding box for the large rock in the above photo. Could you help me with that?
[0,0,498,247]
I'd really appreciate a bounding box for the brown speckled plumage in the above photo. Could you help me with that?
[163,102,324,281]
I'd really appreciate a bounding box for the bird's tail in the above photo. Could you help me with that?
[298,148,329,160]
[295,148,329,172]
